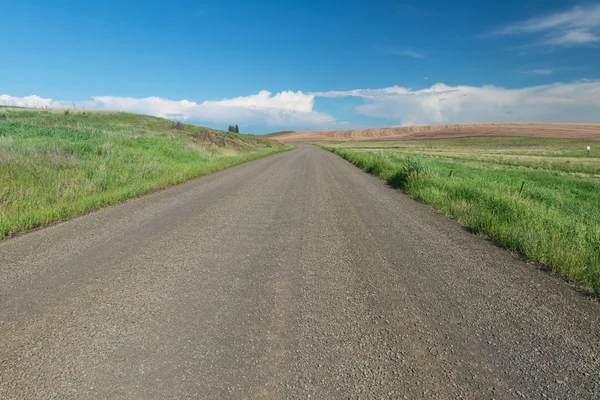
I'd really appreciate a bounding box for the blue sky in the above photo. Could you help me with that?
[2,0,600,133]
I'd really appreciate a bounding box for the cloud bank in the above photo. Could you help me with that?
[311,81,600,126]
[3,80,600,130]
[0,90,334,128]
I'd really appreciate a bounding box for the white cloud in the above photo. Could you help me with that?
[5,81,600,130]
[0,94,61,108]
[311,86,415,99]
[210,90,314,112]
[311,81,600,126]
[376,45,425,58]
[525,69,555,75]
[392,50,424,58]
[492,4,600,47]
[547,29,600,45]
[0,90,335,128]
[520,66,586,75]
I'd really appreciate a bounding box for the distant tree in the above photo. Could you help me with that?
[235,124,239,133]
[227,125,235,132]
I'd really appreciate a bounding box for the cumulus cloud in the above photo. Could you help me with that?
[311,81,600,126]
[492,4,600,47]
[0,94,64,108]
[0,90,335,128]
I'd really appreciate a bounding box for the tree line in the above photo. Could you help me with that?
[227,125,239,133]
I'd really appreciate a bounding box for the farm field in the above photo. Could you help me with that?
[0,108,291,239]
[321,137,600,294]
[272,122,600,142]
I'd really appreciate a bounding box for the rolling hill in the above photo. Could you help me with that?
[271,122,600,142]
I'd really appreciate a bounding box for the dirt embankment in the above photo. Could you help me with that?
[272,122,600,142]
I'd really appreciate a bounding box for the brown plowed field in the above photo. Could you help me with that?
[272,122,600,142]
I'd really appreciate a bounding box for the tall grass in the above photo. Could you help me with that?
[0,109,291,239]
[325,146,600,295]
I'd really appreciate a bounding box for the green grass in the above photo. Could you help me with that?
[0,108,292,239]
[263,130,294,137]
[321,138,600,295]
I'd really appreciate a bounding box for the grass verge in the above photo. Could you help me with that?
[322,142,600,295]
[0,108,292,239]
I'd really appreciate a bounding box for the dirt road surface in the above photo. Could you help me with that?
[272,122,600,142]
[1,145,598,399]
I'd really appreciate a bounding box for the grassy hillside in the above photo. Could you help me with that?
[321,138,600,295]
[263,130,295,137]
[0,108,291,239]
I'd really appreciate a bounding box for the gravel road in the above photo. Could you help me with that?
[1,144,598,399]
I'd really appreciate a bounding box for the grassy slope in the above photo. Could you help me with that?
[321,138,600,295]
[263,130,295,137]
[0,108,291,239]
